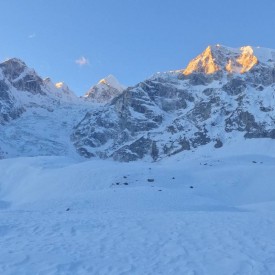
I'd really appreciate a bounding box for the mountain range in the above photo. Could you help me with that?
[1,45,275,161]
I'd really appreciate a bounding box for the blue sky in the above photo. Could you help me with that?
[1,0,275,95]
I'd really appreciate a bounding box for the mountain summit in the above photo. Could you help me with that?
[183,45,275,75]
[84,75,126,103]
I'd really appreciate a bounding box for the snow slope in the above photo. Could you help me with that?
[0,139,275,274]
[0,100,96,159]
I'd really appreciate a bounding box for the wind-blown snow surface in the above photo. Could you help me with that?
[0,139,275,274]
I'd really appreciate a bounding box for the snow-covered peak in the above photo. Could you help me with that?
[97,75,126,92]
[55,81,75,96]
[55,81,78,101]
[43,78,77,101]
[0,58,39,78]
[183,45,221,75]
[0,58,30,81]
[1,58,27,68]
[84,75,126,103]
[183,45,275,75]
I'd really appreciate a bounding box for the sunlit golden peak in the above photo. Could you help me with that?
[183,45,260,76]
[97,75,126,91]
[240,46,254,55]
[235,46,258,73]
[183,45,220,75]
[99,79,107,85]
[55,82,64,89]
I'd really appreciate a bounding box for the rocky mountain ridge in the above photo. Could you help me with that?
[1,45,275,161]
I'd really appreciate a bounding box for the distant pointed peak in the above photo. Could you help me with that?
[2,57,26,66]
[84,75,126,103]
[54,81,75,96]
[55,82,67,89]
[0,58,27,73]
[99,74,116,82]
[97,74,126,91]
[44,79,68,90]
[240,45,254,55]
[183,45,220,75]
[0,57,36,81]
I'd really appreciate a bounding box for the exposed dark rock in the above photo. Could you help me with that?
[260,106,272,112]
[112,137,154,162]
[188,101,212,121]
[13,74,45,95]
[245,129,275,139]
[256,85,264,91]
[0,81,9,99]
[203,88,217,96]
[0,58,26,81]
[186,73,210,86]
[246,65,275,86]
[222,78,246,96]
[225,110,258,133]
[76,147,95,158]
[191,131,211,148]
[151,141,159,161]
[214,139,223,148]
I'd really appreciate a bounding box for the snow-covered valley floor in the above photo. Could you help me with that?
[0,140,275,275]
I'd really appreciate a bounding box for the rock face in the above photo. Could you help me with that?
[1,45,275,161]
[72,45,275,161]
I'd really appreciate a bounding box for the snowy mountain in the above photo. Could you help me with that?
[0,58,91,158]
[1,45,275,161]
[0,58,79,124]
[73,45,275,161]
[84,75,126,103]
[44,78,78,102]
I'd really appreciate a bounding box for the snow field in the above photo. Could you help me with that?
[0,139,275,274]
